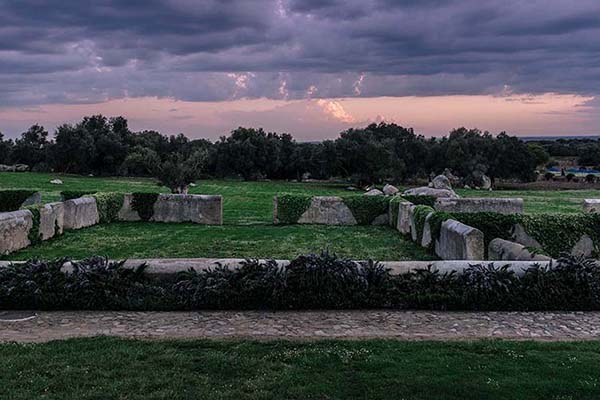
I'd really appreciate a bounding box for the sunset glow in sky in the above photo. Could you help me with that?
[1,0,599,140]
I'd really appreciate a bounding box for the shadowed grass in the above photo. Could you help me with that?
[2,222,435,261]
[1,337,600,399]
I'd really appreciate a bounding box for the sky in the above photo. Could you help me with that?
[0,0,599,140]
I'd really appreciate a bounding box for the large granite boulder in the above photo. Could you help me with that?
[0,210,33,254]
[403,186,459,199]
[432,175,452,190]
[39,202,64,240]
[488,238,552,261]
[510,223,542,248]
[583,199,600,213]
[571,235,594,258]
[152,194,223,225]
[297,196,357,225]
[434,219,484,260]
[364,188,384,196]
[63,197,100,230]
[382,184,399,196]
[117,194,142,221]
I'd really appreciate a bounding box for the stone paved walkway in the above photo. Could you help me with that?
[2,311,600,342]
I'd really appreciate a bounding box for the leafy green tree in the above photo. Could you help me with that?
[11,124,49,168]
[154,150,207,193]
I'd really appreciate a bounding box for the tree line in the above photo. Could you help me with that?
[0,115,549,184]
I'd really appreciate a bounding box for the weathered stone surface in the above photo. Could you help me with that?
[403,187,459,199]
[39,202,64,241]
[510,223,542,248]
[117,194,141,222]
[421,212,434,248]
[21,192,42,207]
[409,206,418,241]
[488,238,552,261]
[435,219,484,260]
[49,179,63,185]
[432,175,452,190]
[364,188,384,196]
[434,197,524,214]
[152,194,223,225]
[371,213,388,226]
[479,174,492,190]
[382,184,399,196]
[571,235,594,258]
[297,196,357,225]
[396,201,414,234]
[63,197,100,230]
[0,210,32,254]
[583,199,600,213]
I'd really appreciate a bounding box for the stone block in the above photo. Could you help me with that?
[296,196,357,225]
[0,210,32,254]
[488,238,552,261]
[117,194,141,221]
[63,197,100,230]
[435,219,484,260]
[583,199,600,213]
[21,192,42,207]
[434,197,523,214]
[39,202,64,241]
[397,201,413,234]
[152,194,222,224]
[421,212,434,248]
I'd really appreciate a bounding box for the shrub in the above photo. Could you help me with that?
[93,192,125,223]
[274,194,312,224]
[544,172,554,181]
[586,174,597,183]
[388,196,403,226]
[2,254,600,311]
[341,195,390,225]
[401,195,436,207]
[566,173,576,181]
[131,192,159,221]
[61,190,97,201]
[23,204,42,245]
[0,190,36,212]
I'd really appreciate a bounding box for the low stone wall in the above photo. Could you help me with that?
[0,210,33,254]
[39,202,64,241]
[0,258,557,279]
[435,219,484,260]
[434,197,524,214]
[488,238,552,262]
[117,194,141,221]
[583,199,600,213]
[21,192,42,208]
[152,194,222,224]
[296,196,357,225]
[63,197,100,230]
[395,201,413,234]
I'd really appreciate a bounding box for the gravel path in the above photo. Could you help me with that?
[2,310,600,342]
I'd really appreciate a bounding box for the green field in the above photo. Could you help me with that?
[1,337,600,399]
[1,172,598,260]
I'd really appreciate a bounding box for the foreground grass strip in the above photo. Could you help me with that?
[1,338,600,399]
[2,222,436,261]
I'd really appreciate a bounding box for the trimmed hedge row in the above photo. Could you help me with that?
[423,211,600,258]
[61,190,97,201]
[276,193,436,225]
[131,192,159,220]
[93,193,125,223]
[1,253,599,311]
[0,190,36,212]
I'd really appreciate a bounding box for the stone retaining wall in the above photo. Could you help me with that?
[434,197,524,214]
[63,197,100,230]
[296,196,357,225]
[435,219,484,260]
[0,210,33,254]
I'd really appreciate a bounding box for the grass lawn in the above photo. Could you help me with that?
[2,337,600,399]
[1,222,434,261]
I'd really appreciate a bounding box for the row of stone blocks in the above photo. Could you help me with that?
[0,194,223,255]
[392,200,485,260]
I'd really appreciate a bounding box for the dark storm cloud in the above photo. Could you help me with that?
[0,0,599,106]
